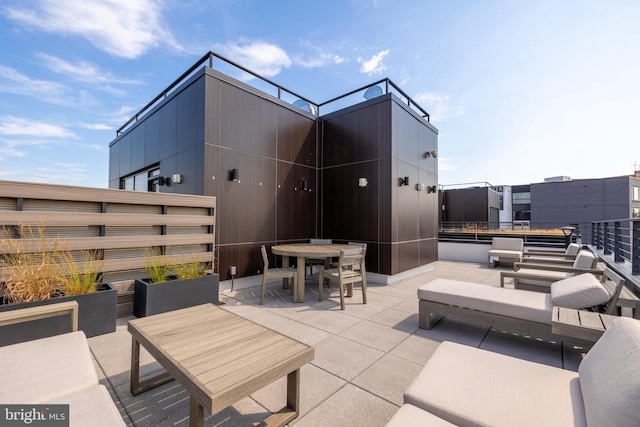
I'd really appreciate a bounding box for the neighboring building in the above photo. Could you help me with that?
[440,174,640,244]
[439,185,500,228]
[530,175,640,243]
[109,52,439,280]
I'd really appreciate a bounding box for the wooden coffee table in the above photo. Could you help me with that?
[128,304,314,426]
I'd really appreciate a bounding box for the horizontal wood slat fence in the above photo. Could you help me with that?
[0,181,216,316]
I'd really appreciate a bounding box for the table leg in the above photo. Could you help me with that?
[130,335,174,395]
[281,255,290,290]
[296,256,306,303]
[287,368,301,416]
[189,396,205,427]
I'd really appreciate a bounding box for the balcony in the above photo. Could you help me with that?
[82,260,588,426]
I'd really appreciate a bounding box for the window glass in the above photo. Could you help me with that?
[633,208,640,218]
[633,186,640,201]
[512,192,531,204]
[120,166,160,192]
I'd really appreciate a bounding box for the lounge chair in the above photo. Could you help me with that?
[0,301,126,427]
[400,316,640,427]
[521,242,581,265]
[487,237,523,268]
[500,249,600,291]
[418,268,624,340]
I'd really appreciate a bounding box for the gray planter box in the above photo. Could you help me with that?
[0,283,117,346]
[133,274,219,317]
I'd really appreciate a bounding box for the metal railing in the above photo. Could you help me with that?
[116,51,430,136]
[591,219,640,275]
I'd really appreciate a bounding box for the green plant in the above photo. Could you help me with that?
[170,260,208,279]
[57,249,103,296]
[143,247,169,283]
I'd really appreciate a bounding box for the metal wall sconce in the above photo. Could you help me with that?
[416,183,426,191]
[229,169,239,181]
[424,150,438,158]
[399,177,409,186]
[300,180,309,191]
[427,185,437,193]
[171,173,183,184]
[359,178,368,188]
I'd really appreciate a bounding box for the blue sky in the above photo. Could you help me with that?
[1,0,638,189]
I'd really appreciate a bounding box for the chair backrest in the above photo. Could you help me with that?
[310,239,332,244]
[261,245,269,270]
[348,242,367,249]
[566,243,581,255]
[572,250,597,269]
[338,247,366,272]
[492,237,523,251]
[600,268,625,314]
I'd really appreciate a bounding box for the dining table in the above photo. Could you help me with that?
[271,243,358,303]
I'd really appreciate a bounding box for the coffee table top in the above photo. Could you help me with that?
[128,304,314,414]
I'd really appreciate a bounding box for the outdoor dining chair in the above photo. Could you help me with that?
[306,238,332,276]
[318,247,367,310]
[260,245,297,304]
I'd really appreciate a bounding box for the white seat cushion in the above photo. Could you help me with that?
[0,331,98,403]
[44,385,126,427]
[386,404,456,426]
[551,273,611,309]
[418,279,552,324]
[405,341,586,427]
[579,317,640,427]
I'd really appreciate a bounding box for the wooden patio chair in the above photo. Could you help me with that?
[260,245,297,304]
[318,247,367,310]
[306,238,332,276]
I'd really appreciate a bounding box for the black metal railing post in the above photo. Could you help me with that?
[595,223,602,249]
[591,223,596,247]
[633,220,640,275]
[603,222,611,255]
[614,221,623,262]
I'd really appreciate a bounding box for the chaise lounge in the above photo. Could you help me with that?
[390,316,640,426]
[0,301,126,427]
[500,250,599,291]
[418,267,625,341]
[487,237,523,268]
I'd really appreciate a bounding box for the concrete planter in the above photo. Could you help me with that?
[133,274,219,317]
[0,282,117,346]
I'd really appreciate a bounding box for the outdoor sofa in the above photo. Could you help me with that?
[0,301,126,427]
[388,316,640,426]
[418,267,624,340]
[487,236,523,268]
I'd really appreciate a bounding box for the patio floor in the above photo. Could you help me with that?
[88,260,586,426]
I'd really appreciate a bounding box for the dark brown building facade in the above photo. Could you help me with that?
[109,59,439,280]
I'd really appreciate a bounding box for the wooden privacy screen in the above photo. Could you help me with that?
[0,181,216,284]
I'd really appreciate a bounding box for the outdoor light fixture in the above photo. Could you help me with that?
[399,177,409,186]
[300,180,309,191]
[229,169,239,181]
[358,178,368,188]
[171,173,183,184]
[424,150,438,158]
[416,183,426,191]
[427,185,437,193]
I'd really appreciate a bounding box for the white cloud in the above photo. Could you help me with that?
[82,123,113,131]
[216,41,292,77]
[294,41,348,68]
[36,53,141,85]
[4,0,181,59]
[358,50,389,74]
[413,92,466,122]
[0,116,77,139]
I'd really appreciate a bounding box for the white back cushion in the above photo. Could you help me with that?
[572,251,596,269]
[566,243,581,255]
[550,273,611,309]
[579,317,640,427]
